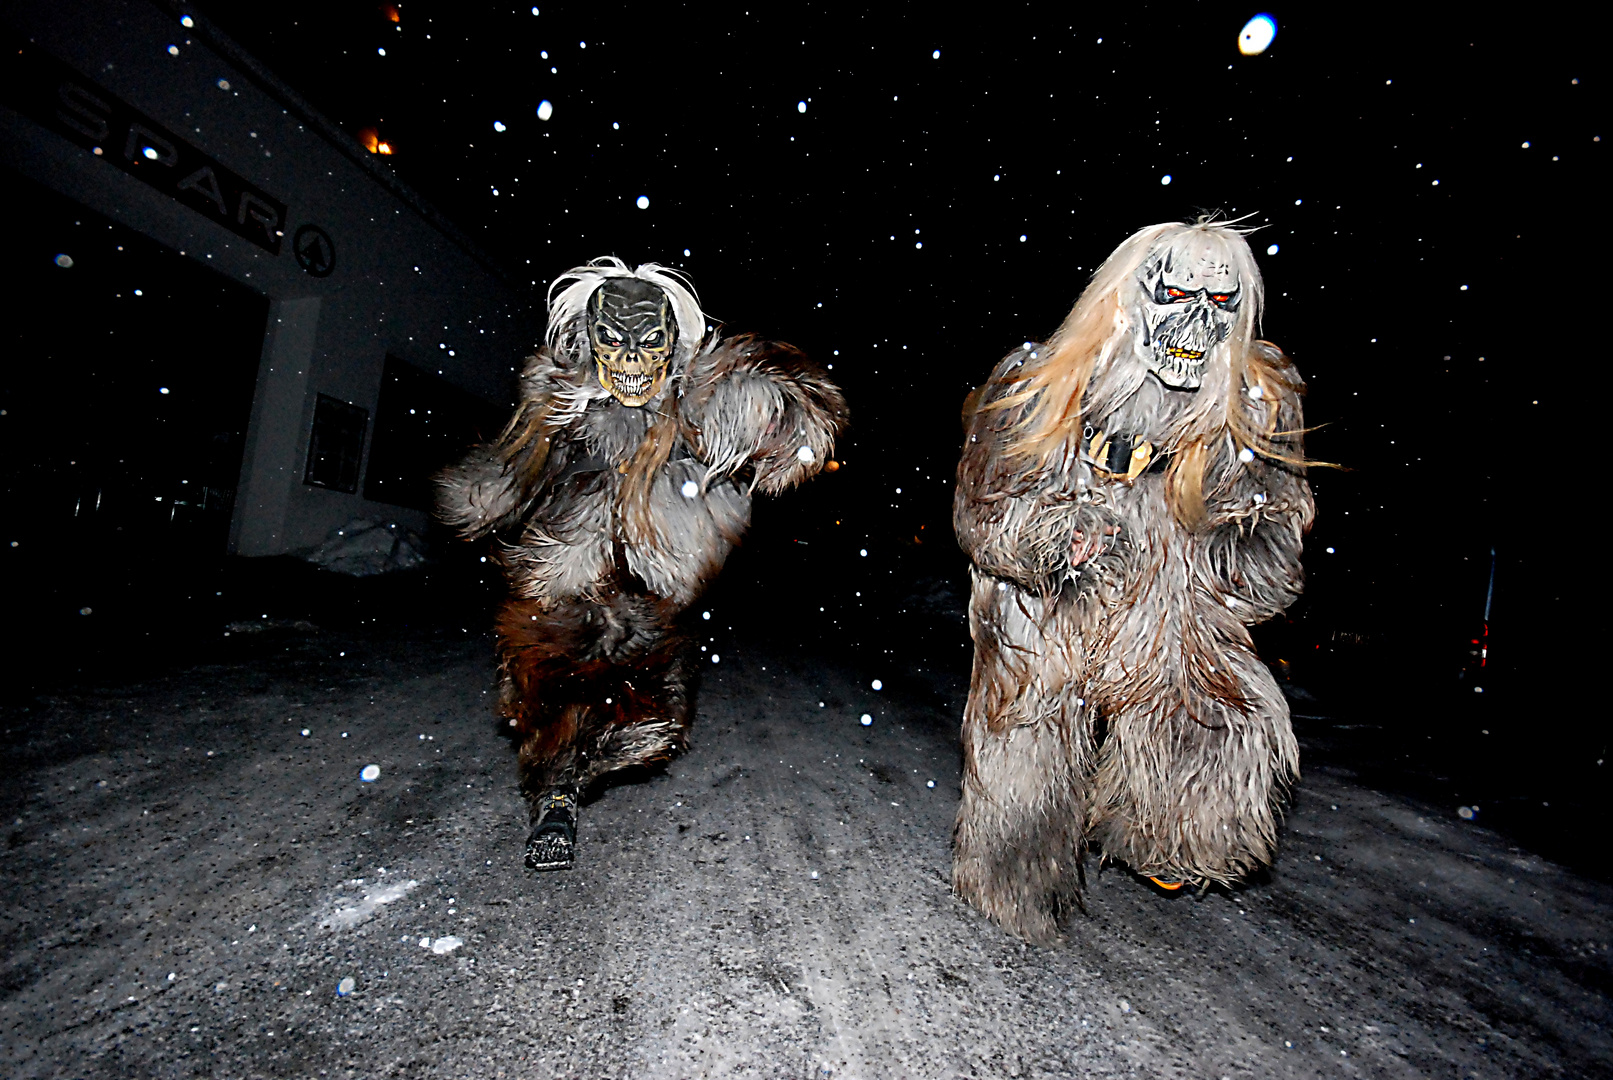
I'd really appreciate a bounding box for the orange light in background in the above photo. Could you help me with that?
[376,141,394,155]
[381,4,401,23]
[358,127,380,152]
[824,459,840,472]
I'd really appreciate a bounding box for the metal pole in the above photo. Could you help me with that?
[1480,547,1495,667]
[1483,547,1496,623]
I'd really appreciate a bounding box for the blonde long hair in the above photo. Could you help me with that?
[987,220,1309,527]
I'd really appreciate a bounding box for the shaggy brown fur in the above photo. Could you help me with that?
[438,261,846,831]
[953,222,1315,942]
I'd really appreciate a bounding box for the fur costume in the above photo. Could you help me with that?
[438,258,846,869]
[952,221,1315,942]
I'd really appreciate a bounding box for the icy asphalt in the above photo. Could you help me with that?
[2,620,1610,1079]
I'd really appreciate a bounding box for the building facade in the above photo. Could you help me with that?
[1,0,536,559]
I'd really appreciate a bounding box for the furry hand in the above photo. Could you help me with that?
[1070,519,1120,567]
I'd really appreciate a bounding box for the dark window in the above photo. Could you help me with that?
[1,168,266,642]
[303,393,368,493]
[363,355,506,509]
[0,168,265,553]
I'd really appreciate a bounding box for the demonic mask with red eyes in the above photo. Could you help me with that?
[1131,237,1242,390]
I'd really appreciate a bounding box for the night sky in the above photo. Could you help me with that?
[188,2,1597,718]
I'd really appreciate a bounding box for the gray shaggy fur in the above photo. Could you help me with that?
[438,262,846,815]
[953,222,1315,942]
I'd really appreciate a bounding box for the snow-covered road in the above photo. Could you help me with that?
[2,623,1608,1078]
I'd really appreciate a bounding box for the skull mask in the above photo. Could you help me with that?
[587,278,677,406]
[1131,236,1243,391]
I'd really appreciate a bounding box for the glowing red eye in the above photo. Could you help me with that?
[1167,288,1186,298]
[1212,294,1229,303]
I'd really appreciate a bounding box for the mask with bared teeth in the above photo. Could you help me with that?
[587,278,677,406]
[1131,235,1243,391]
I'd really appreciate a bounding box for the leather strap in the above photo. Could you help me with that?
[1085,429,1171,482]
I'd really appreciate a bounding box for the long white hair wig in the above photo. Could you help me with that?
[545,257,709,367]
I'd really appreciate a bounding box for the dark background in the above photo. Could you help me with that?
[6,3,1601,870]
[2,170,268,644]
[189,0,1598,681]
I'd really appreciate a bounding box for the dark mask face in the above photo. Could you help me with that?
[586,279,677,406]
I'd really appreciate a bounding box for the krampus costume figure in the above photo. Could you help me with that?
[438,258,846,871]
[953,221,1315,942]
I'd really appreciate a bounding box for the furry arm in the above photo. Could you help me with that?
[680,334,849,495]
[1196,344,1316,624]
[434,351,586,540]
[954,348,1115,591]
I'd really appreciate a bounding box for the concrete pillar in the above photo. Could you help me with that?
[231,296,321,555]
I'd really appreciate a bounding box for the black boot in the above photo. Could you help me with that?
[525,790,579,871]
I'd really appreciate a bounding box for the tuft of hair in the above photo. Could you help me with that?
[616,406,683,552]
[988,218,1312,528]
[545,257,709,369]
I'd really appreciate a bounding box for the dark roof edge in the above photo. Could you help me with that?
[151,0,513,284]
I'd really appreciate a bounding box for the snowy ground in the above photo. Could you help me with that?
[2,617,1609,1079]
